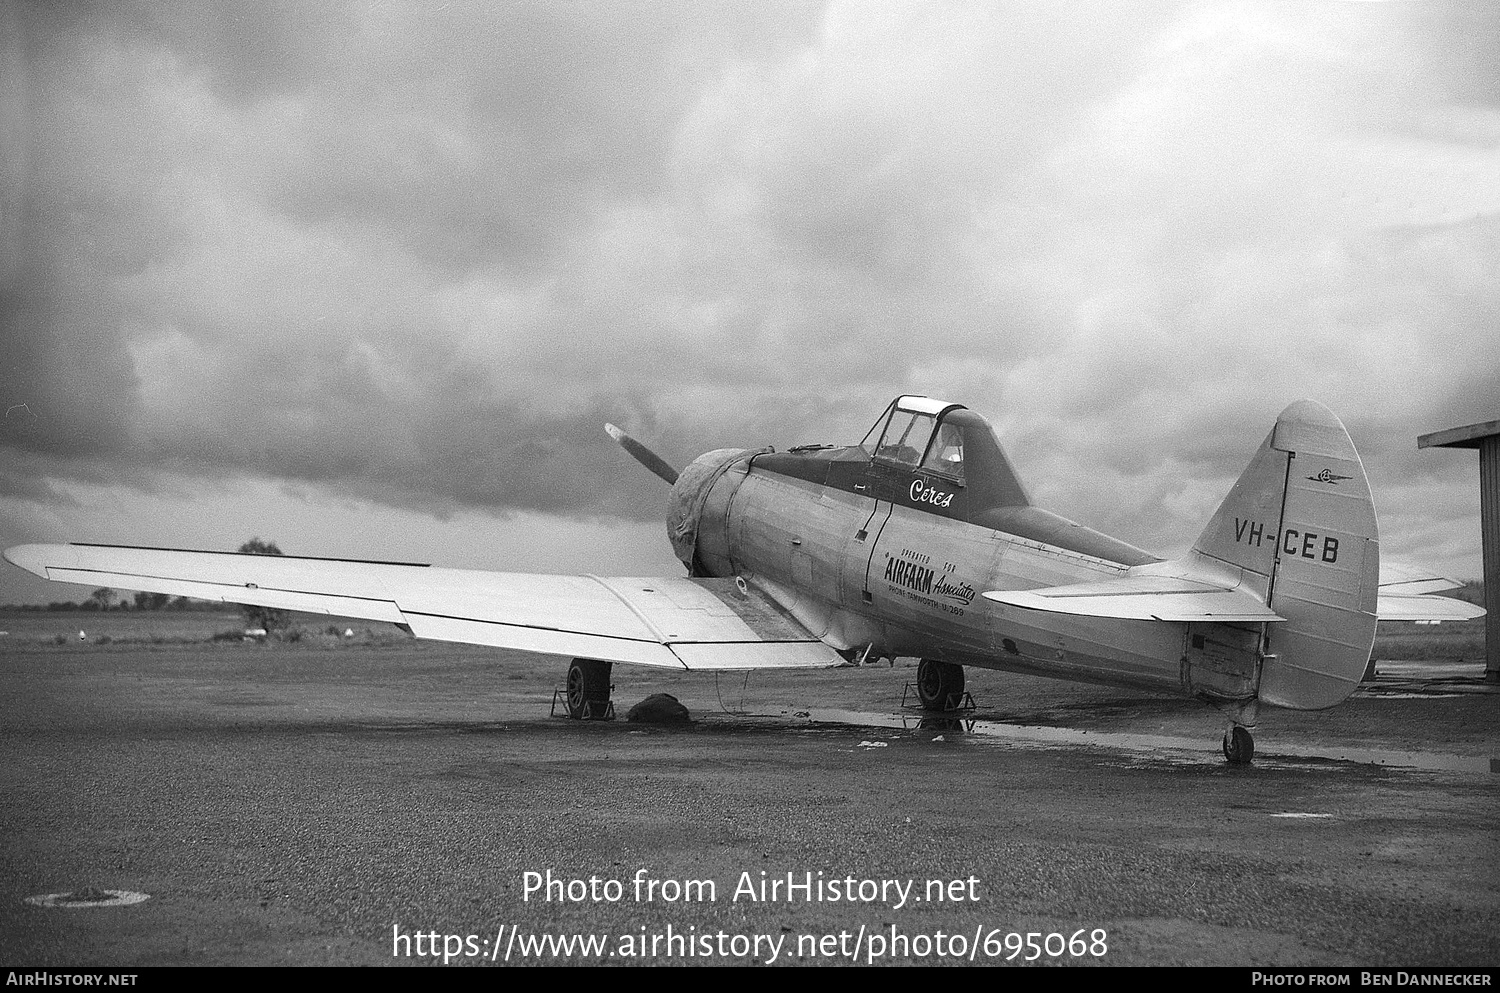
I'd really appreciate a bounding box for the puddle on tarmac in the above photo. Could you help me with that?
[789,708,1497,775]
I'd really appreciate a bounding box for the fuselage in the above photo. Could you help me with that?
[667,400,1263,707]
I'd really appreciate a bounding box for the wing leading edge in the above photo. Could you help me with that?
[1,543,842,671]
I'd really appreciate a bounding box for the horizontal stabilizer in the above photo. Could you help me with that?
[983,574,1284,623]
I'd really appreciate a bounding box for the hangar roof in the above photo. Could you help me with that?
[1418,420,1500,450]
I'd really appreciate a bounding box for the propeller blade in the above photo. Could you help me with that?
[605,423,679,485]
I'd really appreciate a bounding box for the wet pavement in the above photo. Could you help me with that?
[796,707,1499,775]
[1,641,1496,967]
[1361,660,1499,699]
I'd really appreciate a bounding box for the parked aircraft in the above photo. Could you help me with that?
[4,396,1481,763]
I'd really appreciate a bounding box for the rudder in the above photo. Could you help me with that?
[1191,400,1379,710]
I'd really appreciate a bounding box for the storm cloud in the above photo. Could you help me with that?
[2,1,1497,597]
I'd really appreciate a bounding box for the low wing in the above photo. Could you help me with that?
[982,574,1284,622]
[2,543,841,671]
[1377,565,1485,622]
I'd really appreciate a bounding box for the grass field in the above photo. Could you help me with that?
[1371,620,1487,661]
[0,608,1485,664]
[0,609,394,646]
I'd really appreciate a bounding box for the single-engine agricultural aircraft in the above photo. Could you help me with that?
[4,396,1483,763]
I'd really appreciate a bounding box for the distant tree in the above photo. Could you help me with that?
[239,537,282,556]
[134,591,171,611]
[237,537,290,632]
[85,588,116,612]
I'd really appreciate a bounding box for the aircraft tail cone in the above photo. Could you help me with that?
[606,423,679,486]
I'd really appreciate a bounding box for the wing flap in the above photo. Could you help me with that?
[671,642,849,670]
[3,543,842,671]
[400,612,682,668]
[983,574,1285,622]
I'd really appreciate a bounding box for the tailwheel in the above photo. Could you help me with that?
[566,658,614,720]
[1222,725,1254,765]
[916,658,965,712]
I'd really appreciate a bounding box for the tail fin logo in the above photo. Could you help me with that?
[1307,468,1353,485]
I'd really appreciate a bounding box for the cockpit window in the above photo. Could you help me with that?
[874,410,937,468]
[859,401,895,456]
[921,421,965,482]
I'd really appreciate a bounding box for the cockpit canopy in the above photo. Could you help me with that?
[740,394,1030,518]
[860,396,969,483]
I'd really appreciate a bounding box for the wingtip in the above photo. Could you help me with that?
[3,543,51,577]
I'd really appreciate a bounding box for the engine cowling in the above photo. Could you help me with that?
[665,447,764,575]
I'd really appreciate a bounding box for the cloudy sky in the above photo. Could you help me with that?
[2,0,1497,605]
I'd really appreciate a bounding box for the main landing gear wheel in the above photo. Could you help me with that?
[566,659,613,720]
[916,659,965,712]
[1222,725,1254,765]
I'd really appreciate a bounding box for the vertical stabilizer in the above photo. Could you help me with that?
[1190,401,1379,710]
[1190,427,1291,589]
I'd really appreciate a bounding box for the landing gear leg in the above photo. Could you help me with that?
[1222,725,1254,765]
[566,659,614,720]
[916,659,965,712]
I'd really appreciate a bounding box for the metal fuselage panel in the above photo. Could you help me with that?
[696,458,1199,699]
